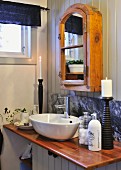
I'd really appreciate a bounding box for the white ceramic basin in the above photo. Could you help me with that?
[29,113,80,141]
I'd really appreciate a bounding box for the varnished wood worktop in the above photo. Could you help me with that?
[3,124,121,170]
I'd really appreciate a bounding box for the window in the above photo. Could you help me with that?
[0,23,31,58]
[0,24,37,65]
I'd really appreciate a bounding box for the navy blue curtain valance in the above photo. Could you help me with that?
[65,15,83,35]
[0,1,42,26]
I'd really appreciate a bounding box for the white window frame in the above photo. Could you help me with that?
[0,24,37,65]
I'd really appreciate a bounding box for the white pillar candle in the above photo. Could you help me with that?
[101,77,112,97]
[39,56,42,79]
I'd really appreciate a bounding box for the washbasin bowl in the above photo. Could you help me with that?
[29,113,80,141]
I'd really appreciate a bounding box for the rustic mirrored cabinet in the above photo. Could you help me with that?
[59,3,103,92]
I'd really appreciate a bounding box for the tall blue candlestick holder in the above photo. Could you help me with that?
[38,79,43,114]
[100,97,114,150]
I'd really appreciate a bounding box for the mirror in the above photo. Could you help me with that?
[64,14,83,47]
[64,13,85,81]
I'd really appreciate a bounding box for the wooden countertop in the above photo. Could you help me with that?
[3,124,121,170]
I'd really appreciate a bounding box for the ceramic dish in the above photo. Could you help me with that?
[17,124,33,130]
[14,122,33,130]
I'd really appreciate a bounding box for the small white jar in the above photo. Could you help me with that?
[78,124,88,145]
[21,112,29,124]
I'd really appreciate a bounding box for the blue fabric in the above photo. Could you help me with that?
[20,162,32,170]
[65,15,83,35]
[0,1,41,26]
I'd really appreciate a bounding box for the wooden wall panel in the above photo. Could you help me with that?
[105,163,117,170]
[95,167,106,170]
[100,0,108,79]
[55,156,62,170]
[93,0,100,9]
[69,0,75,6]
[75,0,82,4]
[86,0,92,5]
[116,0,121,100]
[64,0,70,11]
[68,162,77,170]
[55,0,61,93]
[48,0,52,94]
[80,0,86,4]
[62,158,69,170]
[108,0,117,99]
[117,162,121,170]
[50,0,56,93]
[32,144,39,170]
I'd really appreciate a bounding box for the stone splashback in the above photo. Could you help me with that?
[49,93,121,142]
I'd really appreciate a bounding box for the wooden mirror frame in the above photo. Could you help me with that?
[59,3,103,92]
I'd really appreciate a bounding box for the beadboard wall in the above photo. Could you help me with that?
[47,0,121,100]
[47,0,121,141]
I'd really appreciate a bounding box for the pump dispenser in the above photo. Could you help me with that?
[88,113,101,151]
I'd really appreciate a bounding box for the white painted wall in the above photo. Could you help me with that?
[0,0,48,124]
[47,0,121,100]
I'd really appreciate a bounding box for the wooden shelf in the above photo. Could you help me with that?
[61,44,83,50]
[62,80,84,85]
[66,72,84,75]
